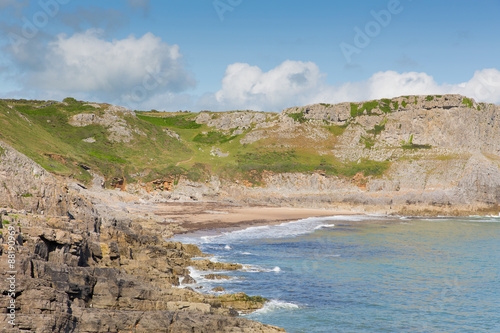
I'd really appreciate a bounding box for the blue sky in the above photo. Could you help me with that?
[0,0,499,111]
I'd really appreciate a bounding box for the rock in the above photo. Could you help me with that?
[0,142,282,332]
[68,105,142,143]
[182,274,196,284]
[190,259,243,271]
[212,287,226,292]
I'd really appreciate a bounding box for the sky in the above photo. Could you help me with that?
[0,0,499,112]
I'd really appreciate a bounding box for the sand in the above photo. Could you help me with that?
[153,202,362,233]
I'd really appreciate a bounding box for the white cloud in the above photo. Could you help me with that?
[366,71,441,99]
[27,30,194,108]
[210,61,500,111]
[453,68,500,104]
[213,60,329,111]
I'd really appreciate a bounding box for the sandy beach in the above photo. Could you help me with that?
[153,202,362,233]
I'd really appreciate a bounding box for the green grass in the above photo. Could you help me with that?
[402,143,432,150]
[193,131,236,144]
[426,95,434,101]
[401,135,432,149]
[325,124,347,136]
[392,101,399,110]
[89,151,127,164]
[351,101,379,117]
[360,136,375,149]
[367,123,386,137]
[379,102,391,113]
[0,98,396,189]
[21,193,33,198]
[2,220,10,225]
[136,114,201,129]
[288,112,307,123]
[462,98,473,108]
[350,103,360,117]
[401,101,408,108]
[0,98,193,186]
[341,159,390,177]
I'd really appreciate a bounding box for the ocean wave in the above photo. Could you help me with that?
[249,299,300,315]
[242,264,282,273]
[174,215,382,245]
[314,223,336,230]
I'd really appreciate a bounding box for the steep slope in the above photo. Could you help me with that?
[1,94,499,214]
[0,141,282,332]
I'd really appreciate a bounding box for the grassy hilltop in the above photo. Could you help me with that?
[0,97,390,187]
[0,94,497,192]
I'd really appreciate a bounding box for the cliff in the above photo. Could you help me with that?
[0,142,282,332]
[1,95,499,215]
[1,94,500,331]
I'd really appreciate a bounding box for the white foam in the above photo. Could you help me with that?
[314,224,335,230]
[250,300,300,315]
[180,266,241,294]
[199,216,379,244]
[171,215,381,245]
[242,264,281,273]
[224,245,232,250]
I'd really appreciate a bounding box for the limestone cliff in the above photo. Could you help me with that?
[0,142,282,332]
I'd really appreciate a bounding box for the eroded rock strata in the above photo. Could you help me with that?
[0,143,283,332]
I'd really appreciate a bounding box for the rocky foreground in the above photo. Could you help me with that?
[0,142,283,332]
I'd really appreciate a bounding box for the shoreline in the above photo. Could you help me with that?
[153,202,364,235]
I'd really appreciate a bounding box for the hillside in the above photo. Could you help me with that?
[1,94,500,215]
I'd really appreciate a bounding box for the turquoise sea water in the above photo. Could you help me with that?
[173,216,500,332]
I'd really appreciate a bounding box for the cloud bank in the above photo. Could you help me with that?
[24,30,195,108]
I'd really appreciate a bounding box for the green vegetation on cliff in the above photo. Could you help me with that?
[2,95,486,189]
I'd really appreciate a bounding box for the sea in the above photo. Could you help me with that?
[172,215,500,333]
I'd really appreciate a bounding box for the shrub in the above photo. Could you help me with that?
[193,131,236,144]
[367,123,386,137]
[137,114,201,129]
[63,97,78,104]
[462,98,473,108]
[288,112,307,123]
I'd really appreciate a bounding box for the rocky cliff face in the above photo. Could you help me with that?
[178,95,500,214]
[0,143,283,333]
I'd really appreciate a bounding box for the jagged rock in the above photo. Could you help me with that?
[68,105,142,143]
[0,142,280,332]
[190,259,243,271]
